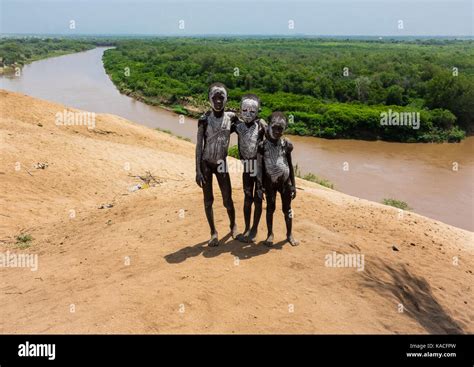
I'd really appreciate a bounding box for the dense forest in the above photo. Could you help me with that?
[102,38,474,142]
[1,37,472,142]
[0,38,96,72]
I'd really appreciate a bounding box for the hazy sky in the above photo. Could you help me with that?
[1,0,472,36]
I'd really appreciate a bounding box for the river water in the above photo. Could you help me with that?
[1,47,472,231]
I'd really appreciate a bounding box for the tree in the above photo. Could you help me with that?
[355,76,371,102]
[425,73,474,132]
[430,109,456,129]
[385,85,404,105]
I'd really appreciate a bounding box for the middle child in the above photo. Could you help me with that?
[234,94,267,243]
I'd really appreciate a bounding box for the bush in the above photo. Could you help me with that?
[447,126,466,142]
[321,127,337,138]
[228,145,239,158]
[302,173,335,189]
[382,198,411,210]
[155,127,172,135]
[16,233,33,248]
[172,105,189,116]
[294,165,335,189]
[430,109,456,129]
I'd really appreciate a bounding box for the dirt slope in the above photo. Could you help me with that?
[0,89,472,334]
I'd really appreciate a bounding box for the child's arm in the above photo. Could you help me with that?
[195,114,208,187]
[230,111,240,134]
[286,139,296,199]
[258,119,267,140]
[256,142,265,200]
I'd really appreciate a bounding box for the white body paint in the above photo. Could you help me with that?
[240,98,259,123]
[263,138,290,183]
[236,120,261,160]
[202,111,234,164]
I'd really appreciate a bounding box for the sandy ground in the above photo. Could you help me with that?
[0,89,473,334]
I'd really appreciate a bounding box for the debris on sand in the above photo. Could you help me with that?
[98,203,114,209]
[128,171,163,192]
[129,184,143,192]
[34,162,48,169]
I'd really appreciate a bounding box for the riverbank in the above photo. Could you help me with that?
[1,50,92,75]
[104,76,468,143]
[1,89,472,334]
[0,47,95,75]
[0,39,96,75]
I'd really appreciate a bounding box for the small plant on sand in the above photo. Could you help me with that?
[155,127,191,141]
[176,135,191,142]
[155,127,172,135]
[294,164,335,189]
[302,173,334,189]
[172,105,189,116]
[155,128,191,142]
[228,145,239,159]
[382,198,411,210]
[294,164,302,178]
[16,233,33,249]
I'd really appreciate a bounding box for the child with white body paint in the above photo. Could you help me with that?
[195,83,241,247]
[257,112,299,247]
[233,94,267,242]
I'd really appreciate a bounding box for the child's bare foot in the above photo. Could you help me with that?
[287,234,299,246]
[238,229,250,243]
[231,224,240,240]
[236,231,247,242]
[247,227,258,243]
[208,232,219,247]
[264,233,274,247]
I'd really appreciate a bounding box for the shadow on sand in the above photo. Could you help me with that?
[165,232,288,264]
[363,261,464,334]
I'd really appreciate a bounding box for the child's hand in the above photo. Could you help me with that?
[196,171,206,188]
[198,111,211,123]
[256,185,265,200]
[290,185,297,199]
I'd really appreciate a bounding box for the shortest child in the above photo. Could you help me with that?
[257,112,299,247]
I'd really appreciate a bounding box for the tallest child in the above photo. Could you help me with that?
[195,83,240,247]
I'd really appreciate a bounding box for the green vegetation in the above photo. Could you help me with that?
[228,144,240,159]
[155,127,172,135]
[1,37,471,142]
[176,135,191,142]
[15,233,33,249]
[155,127,191,142]
[382,198,412,210]
[301,173,334,189]
[0,38,96,73]
[102,38,474,142]
[172,105,189,116]
[294,164,334,189]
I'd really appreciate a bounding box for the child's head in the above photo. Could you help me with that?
[208,83,228,112]
[268,112,287,139]
[240,94,260,123]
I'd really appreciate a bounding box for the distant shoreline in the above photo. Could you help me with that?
[2,33,474,39]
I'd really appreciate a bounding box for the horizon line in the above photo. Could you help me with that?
[1,33,473,39]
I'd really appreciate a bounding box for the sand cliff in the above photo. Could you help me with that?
[0,89,472,334]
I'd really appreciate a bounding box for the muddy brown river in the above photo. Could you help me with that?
[1,47,472,230]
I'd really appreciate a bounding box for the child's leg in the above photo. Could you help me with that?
[242,172,253,235]
[201,161,218,246]
[248,175,262,242]
[281,184,299,246]
[215,161,239,238]
[264,177,276,246]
